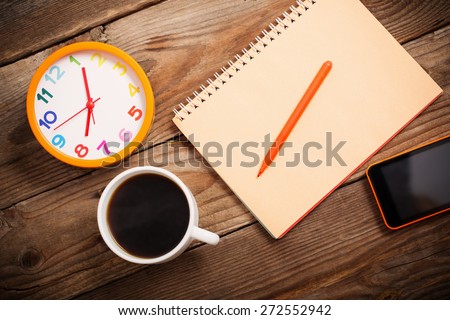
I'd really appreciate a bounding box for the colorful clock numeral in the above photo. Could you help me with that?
[69,55,80,66]
[75,144,89,158]
[91,53,106,67]
[51,134,66,148]
[37,88,53,104]
[39,110,57,129]
[44,74,56,84]
[128,105,143,121]
[113,61,127,76]
[119,128,133,142]
[45,65,65,84]
[97,140,111,155]
[128,83,140,97]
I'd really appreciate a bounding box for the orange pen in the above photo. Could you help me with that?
[257,61,333,177]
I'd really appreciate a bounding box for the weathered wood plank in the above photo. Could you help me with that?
[0,0,295,209]
[1,0,448,67]
[2,128,449,299]
[0,0,448,209]
[76,175,450,299]
[1,24,449,296]
[361,0,450,43]
[0,0,164,66]
[0,141,253,299]
[0,31,106,211]
[0,2,449,299]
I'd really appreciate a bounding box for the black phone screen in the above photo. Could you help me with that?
[367,136,450,228]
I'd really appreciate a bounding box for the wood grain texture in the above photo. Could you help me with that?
[2,130,449,299]
[0,143,253,299]
[361,0,450,43]
[0,0,449,210]
[77,177,450,299]
[0,0,164,66]
[0,0,449,300]
[1,0,447,67]
[0,0,296,209]
[0,20,448,296]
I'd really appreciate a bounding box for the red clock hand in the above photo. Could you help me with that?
[85,101,94,136]
[81,67,99,136]
[54,107,86,131]
[53,98,100,131]
[82,67,92,101]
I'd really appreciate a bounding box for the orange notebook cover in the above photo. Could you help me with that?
[172,0,443,238]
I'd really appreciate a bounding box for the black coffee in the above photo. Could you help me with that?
[107,173,190,259]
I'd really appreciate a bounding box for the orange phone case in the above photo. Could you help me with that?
[366,134,450,230]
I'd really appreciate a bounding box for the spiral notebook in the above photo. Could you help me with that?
[172,0,442,238]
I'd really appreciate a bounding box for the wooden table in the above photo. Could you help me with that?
[1,0,449,299]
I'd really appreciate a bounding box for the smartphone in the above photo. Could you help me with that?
[366,135,450,230]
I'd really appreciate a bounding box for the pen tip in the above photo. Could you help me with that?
[257,171,262,178]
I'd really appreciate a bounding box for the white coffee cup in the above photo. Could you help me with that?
[97,166,219,264]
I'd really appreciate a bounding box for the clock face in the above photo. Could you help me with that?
[27,42,154,167]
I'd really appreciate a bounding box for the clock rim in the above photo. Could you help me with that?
[26,41,155,168]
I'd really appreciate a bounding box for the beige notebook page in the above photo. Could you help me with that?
[173,0,442,238]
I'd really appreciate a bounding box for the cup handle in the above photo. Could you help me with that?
[191,226,220,245]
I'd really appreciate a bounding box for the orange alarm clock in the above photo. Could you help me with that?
[27,42,155,167]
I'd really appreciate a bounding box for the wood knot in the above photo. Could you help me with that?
[19,247,45,272]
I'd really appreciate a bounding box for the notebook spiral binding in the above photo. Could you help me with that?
[173,0,317,121]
